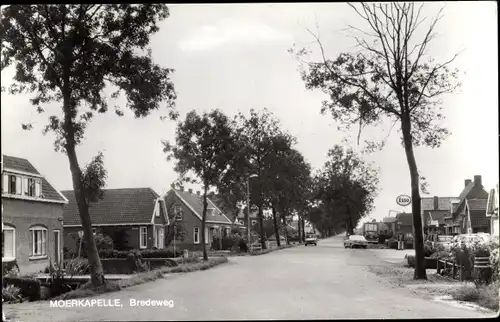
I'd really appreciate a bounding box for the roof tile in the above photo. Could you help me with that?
[62,188,159,226]
[173,190,232,224]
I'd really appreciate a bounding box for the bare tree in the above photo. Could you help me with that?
[291,2,461,279]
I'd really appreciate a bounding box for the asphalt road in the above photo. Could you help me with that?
[6,236,495,321]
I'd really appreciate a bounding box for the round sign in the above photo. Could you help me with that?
[396,195,412,206]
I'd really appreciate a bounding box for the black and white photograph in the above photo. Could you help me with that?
[1,2,498,321]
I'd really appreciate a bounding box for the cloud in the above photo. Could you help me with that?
[179,18,292,52]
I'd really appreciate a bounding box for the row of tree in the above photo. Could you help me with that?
[2,3,460,285]
[164,107,379,261]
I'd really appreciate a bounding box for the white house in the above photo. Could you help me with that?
[486,183,499,236]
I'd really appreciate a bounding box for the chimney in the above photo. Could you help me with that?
[465,179,472,188]
[473,175,482,187]
[433,196,439,210]
[196,191,200,196]
[188,188,193,194]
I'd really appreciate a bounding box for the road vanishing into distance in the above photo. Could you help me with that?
[6,236,494,321]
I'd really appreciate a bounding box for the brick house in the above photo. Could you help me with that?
[446,176,489,234]
[421,196,456,235]
[62,188,169,253]
[1,155,68,274]
[486,183,499,236]
[164,188,233,251]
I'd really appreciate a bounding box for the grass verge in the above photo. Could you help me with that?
[450,281,499,311]
[54,257,228,300]
[249,244,296,256]
[370,264,499,311]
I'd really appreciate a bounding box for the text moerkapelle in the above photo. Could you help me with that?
[50,299,122,308]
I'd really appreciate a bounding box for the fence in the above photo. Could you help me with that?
[436,256,491,281]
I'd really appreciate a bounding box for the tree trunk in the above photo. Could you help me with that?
[401,117,426,280]
[258,203,267,250]
[66,145,105,286]
[301,217,306,241]
[282,214,290,245]
[297,216,302,243]
[201,185,209,261]
[272,205,281,247]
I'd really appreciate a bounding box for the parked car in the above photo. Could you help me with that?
[435,235,454,250]
[305,234,318,246]
[455,233,491,246]
[344,235,368,249]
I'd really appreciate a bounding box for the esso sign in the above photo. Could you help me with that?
[396,195,412,206]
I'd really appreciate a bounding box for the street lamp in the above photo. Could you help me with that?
[247,174,258,244]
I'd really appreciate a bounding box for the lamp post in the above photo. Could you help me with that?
[247,174,258,244]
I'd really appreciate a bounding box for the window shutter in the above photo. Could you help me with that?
[16,176,22,195]
[23,177,29,195]
[2,174,7,193]
[35,180,41,197]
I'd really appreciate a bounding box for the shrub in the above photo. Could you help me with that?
[211,236,235,251]
[2,284,21,302]
[2,261,20,277]
[78,233,114,257]
[451,280,500,311]
[2,277,41,301]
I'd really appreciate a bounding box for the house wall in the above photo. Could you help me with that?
[470,210,490,233]
[2,198,64,275]
[165,192,233,251]
[64,224,160,254]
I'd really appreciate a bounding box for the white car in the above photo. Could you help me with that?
[305,235,318,246]
[344,235,368,249]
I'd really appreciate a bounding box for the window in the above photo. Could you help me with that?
[9,175,17,194]
[154,227,164,249]
[155,201,160,217]
[29,226,47,258]
[139,227,147,249]
[2,225,15,261]
[205,227,209,244]
[92,228,96,235]
[193,227,200,244]
[174,206,183,221]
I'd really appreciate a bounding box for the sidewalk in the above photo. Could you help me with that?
[367,248,415,264]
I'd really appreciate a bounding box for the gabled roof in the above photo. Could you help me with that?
[383,216,398,223]
[2,155,67,204]
[486,185,499,217]
[458,182,475,201]
[62,188,161,226]
[171,189,232,224]
[3,155,40,175]
[421,197,457,211]
[428,210,447,225]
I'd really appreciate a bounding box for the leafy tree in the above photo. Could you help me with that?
[234,108,296,249]
[291,2,460,279]
[266,144,311,247]
[1,4,177,286]
[313,145,379,235]
[163,109,240,261]
[80,151,107,204]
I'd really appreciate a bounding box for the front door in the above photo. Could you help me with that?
[155,227,164,249]
[53,230,60,265]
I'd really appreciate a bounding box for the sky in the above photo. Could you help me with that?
[1,2,498,227]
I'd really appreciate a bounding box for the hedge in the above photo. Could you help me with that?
[3,277,41,301]
[77,248,183,259]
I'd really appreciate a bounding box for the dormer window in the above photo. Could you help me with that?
[2,174,41,197]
